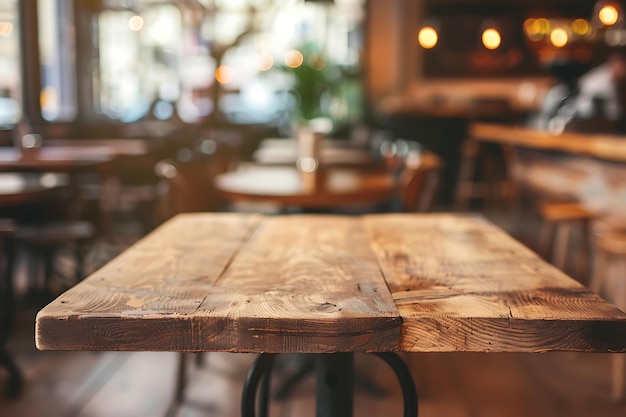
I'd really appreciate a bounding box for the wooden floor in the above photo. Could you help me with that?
[1,209,626,417]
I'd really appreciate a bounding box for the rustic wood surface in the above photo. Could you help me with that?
[36,213,626,353]
[364,214,626,352]
[470,122,626,163]
[36,213,400,353]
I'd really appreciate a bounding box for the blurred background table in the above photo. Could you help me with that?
[214,164,396,210]
[0,147,113,173]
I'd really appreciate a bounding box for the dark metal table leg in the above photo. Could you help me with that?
[258,363,271,417]
[374,353,419,417]
[242,353,275,417]
[315,353,354,417]
[273,355,315,399]
[241,352,418,417]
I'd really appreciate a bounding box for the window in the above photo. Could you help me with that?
[92,0,365,128]
[38,0,77,121]
[0,0,21,127]
[96,3,186,123]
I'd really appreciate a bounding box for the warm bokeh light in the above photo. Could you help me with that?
[258,52,274,71]
[599,5,619,26]
[128,15,144,31]
[285,50,304,69]
[40,86,58,112]
[550,28,569,47]
[572,18,590,35]
[0,21,13,37]
[523,18,545,41]
[523,18,539,35]
[417,26,438,49]
[482,28,501,50]
[215,65,233,84]
[536,18,551,34]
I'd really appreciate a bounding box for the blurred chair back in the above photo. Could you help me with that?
[400,151,443,212]
[154,139,229,222]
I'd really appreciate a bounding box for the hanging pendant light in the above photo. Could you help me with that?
[593,1,623,28]
[480,20,502,51]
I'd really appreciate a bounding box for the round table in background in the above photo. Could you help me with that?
[215,164,396,209]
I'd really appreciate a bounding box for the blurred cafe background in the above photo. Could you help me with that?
[2,0,626,416]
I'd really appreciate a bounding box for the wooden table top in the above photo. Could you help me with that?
[0,147,114,172]
[36,213,626,354]
[470,122,626,163]
[44,139,153,157]
[0,172,70,206]
[215,164,396,208]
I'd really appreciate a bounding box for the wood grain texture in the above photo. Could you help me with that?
[364,214,626,353]
[36,213,263,352]
[36,214,400,353]
[36,213,626,354]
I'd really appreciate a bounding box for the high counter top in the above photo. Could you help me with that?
[470,122,626,163]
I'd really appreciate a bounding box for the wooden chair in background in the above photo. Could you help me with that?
[0,219,20,399]
[454,139,517,212]
[0,177,98,302]
[537,201,596,280]
[400,151,444,212]
[154,139,231,222]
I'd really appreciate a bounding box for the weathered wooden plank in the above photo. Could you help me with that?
[36,214,400,353]
[36,213,263,351]
[364,213,626,352]
[206,215,400,352]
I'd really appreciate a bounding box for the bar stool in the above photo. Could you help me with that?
[588,229,626,402]
[537,202,595,278]
[455,139,517,211]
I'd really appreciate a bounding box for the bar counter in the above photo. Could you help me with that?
[466,122,626,219]
[470,122,626,163]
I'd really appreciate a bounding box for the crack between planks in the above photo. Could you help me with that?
[212,214,264,286]
[360,216,403,325]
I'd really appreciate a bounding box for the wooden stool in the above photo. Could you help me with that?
[589,231,626,402]
[537,202,595,277]
[455,139,516,211]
